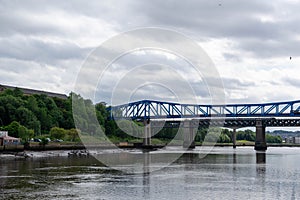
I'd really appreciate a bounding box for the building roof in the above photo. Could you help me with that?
[0,84,68,99]
[1,135,20,140]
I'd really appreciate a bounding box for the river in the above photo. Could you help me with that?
[1,147,300,200]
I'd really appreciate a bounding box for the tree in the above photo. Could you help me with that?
[50,127,66,139]
[0,106,5,126]
[205,128,222,142]
[222,129,232,141]
[18,125,34,143]
[5,121,21,138]
[0,95,24,125]
[38,107,51,132]
[266,134,282,143]
[54,96,74,129]
[12,88,23,97]
[40,137,49,146]
[200,128,208,142]
[66,128,80,142]
[1,88,14,96]
[49,108,63,128]
[237,129,255,141]
[15,106,40,133]
[218,133,231,143]
[95,102,108,126]
[105,120,117,136]
[26,96,39,114]
[72,93,89,133]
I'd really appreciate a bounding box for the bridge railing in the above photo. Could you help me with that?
[109,100,300,120]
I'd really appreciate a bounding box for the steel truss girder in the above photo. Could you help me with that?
[110,100,300,120]
[150,118,300,128]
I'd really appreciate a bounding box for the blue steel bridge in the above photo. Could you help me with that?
[110,99,300,119]
[109,99,300,150]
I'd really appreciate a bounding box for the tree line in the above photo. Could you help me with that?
[0,88,127,143]
[152,127,282,143]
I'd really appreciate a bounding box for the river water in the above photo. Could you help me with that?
[0,147,300,200]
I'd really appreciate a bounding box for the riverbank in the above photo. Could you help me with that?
[1,142,300,153]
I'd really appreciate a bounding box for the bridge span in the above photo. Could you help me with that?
[109,100,300,151]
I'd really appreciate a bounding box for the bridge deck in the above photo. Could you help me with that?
[149,118,300,128]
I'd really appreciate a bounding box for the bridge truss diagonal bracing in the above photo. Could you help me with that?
[109,100,300,120]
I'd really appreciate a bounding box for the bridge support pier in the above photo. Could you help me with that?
[232,128,237,149]
[143,119,151,146]
[255,119,267,151]
[183,120,196,149]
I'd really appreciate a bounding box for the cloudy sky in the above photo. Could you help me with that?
[1,0,300,105]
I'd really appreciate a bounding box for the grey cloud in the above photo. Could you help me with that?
[2,0,298,59]
[0,12,62,37]
[134,0,273,36]
[282,77,300,87]
[202,77,255,90]
[0,1,68,37]
[93,63,212,104]
[0,36,90,65]
[0,0,132,37]
[0,0,299,105]
[238,38,300,58]
[222,77,255,89]
[223,53,242,62]
[131,0,300,58]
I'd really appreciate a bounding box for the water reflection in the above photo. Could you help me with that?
[143,152,150,199]
[256,152,266,198]
[256,152,266,175]
[182,152,198,164]
[1,147,300,200]
[256,152,266,164]
[232,151,237,172]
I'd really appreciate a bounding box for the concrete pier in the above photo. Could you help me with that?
[183,120,196,149]
[254,119,267,151]
[143,119,151,146]
[232,128,237,149]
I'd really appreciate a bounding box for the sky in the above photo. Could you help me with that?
[1,0,300,106]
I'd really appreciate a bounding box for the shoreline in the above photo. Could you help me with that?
[1,143,300,153]
[1,145,300,160]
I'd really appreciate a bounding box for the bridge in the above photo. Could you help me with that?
[109,100,300,150]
